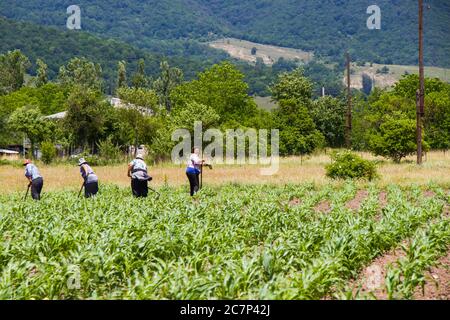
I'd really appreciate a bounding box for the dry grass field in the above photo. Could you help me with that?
[209,38,313,65]
[1,151,449,195]
[347,63,450,90]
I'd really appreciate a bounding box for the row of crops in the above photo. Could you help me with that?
[0,182,448,299]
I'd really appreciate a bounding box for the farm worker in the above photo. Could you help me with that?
[128,153,152,198]
[186,147,205,196]
[78,158,99,198]
[23,159,43,200]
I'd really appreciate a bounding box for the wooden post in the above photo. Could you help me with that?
[346,52,352,149]
[417,0,425,165]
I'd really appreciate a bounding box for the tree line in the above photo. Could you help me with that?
[1,50,449,164]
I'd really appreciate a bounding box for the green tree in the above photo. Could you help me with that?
[116,87,159,114]
[114,108,157,156]
[41,141,57,164]
[393,74,447,98]
[273,98,325,156]
[369,115,428,163]
[97,136,121,162]
[131,59,149,89]
[171,101,220,131]
[361,73,373,95]
[58,57,103,91]
[35,58,48,87]
[117,60,127,89]
[8,106,52,158]
[0,50,31,95]
[424,90,450,150]
[0,83,68,145]
[172,61,257,123]
[0,83,68,117]
[153,61,183,112]
[311,96,346,148]
[270,68,313,104]
[64,86,109,151]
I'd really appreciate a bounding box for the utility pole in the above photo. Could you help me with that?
[417,0,425,165]
[345,52,352,149]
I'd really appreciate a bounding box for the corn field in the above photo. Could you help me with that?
[0,183,449,299]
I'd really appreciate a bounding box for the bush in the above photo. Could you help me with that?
[41,141,57,164]
[0,159,14,166]
[369,117,429,163]
[326,151,378,181]
[97,137,122,163]
[69,154,115,167]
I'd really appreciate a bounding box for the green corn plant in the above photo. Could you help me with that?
[0,183,448,300]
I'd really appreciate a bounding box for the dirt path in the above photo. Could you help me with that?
[349,242,407,300]
[314,200,331,214]
[424,190,437,198]
[289,198,302,207]
[350,203,450,300]
[378,191,388,210]
[345,190,369,211]
[413,249,450,300]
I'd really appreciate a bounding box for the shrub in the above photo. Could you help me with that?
[41,141,57,164]
[369,117,429,163]
[97,137,122,163]
[0,159,14,166]
[70,154,114,167]
[326,151,378,181]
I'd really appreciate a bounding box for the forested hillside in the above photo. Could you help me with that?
[0,17,229,93]
[0,18,342,96]
[1,0,449,67]
[200,0,450,67]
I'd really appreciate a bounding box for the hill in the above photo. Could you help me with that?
[0,17,228,93]
[0,18,344,97]
[1,0,449,67]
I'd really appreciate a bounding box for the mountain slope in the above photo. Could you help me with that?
[201,0,450,67]
[1,0,449,67]
[0,17,228,92]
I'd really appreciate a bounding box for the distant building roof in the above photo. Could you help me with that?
[0,149,19,154]
[43,97,153,120]
[109,97,154,116]
[44,111,67,120]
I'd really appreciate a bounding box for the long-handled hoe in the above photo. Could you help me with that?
[23,183,31,201]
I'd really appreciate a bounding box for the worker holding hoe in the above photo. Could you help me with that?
[78,158,99,198]
[23,159,44,201]
[186,147,206,197]
[128,153,152,198]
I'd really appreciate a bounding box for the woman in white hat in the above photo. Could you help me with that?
[78,158,99,198]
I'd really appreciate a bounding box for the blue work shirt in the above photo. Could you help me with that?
[24,164,42,181]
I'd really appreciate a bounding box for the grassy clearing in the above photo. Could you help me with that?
[347,63,450,89]
[1,151,449,195]
[253,96,279,111]
[209,38,313,65]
